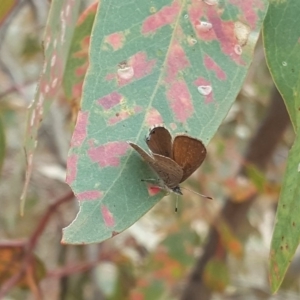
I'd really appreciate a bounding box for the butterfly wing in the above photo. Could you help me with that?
[129,142,154,164]
[152,154,183,189]
[146,126,173,158]
[129,142,183,189]
[172,135,206,183]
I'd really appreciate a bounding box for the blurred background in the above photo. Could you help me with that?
[0,1,298,299]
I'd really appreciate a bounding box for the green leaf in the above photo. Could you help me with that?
[162,226,199,266]
[269,133,300,293]
[264,0,300,293]
[203,258,230,292]
[63,0,269,244]
[245,164,266,193]
[63,2,98,101]
[263,0,300,131]
[21,0,81,214]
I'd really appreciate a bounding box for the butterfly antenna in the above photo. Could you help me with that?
[180,187,213,200]
[175,195,179,213]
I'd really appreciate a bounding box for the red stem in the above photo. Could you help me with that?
[0,191,74,297]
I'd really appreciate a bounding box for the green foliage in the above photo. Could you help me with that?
[203,258,230,292]
[264,0,300,292]
[15,0,300,295]
[22,0,81,213]
[63,0,268,245]
[63,2,98,100]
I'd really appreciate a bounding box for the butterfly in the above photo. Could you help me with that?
[128,126,208,196]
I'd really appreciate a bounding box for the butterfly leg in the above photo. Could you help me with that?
[175,195,179,213]
[141,178,160,183]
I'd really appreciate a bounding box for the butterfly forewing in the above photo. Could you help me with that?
[129,142,183,189]
[129,142,154,163]
[172,136,206,182]
[152,154,183,189]
[146,126,173,158]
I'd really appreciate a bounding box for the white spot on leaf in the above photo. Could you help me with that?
[234,44,243,55]
[45,84,50,93]
[198,85,212,96]
[51,77,58,88]
[234,21,251,46]
[117,66,134,80]
[51,55,56,67]
[197,21,212,32]
[203,0,218,5]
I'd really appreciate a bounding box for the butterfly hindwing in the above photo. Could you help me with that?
[172,135,206,182]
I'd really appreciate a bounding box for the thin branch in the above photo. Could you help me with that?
[0,190,74,297]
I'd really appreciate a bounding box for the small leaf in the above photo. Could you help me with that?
[216,219,243,258]
[269,133,300,293]
[263,0,300,131]
[203,258,230,292]
[21,0,81,214]
[245,164,266,192]
[264,0,300,293]
[63,2,98,102]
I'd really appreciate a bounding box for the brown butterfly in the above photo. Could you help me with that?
[129,126,210,198]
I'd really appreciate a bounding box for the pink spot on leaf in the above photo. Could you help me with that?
[101,205,115,227]
[204,55,226,80]
[190,2,216,41]
[73,36,90,60]
[66,154,78,184]
[98,92,122,110]
[75,61,89,77]
[88,141,128,167]
[105,52,156,86]
[145,108,163,127]
[169,123,177,130]
[166,81,193,122]
[190,4,245,64]
[119,52,156,85]
[142,1,180,34]
[105,73,116,81]
[194,77,214,104]
[105,32,125,50]
[71,111,89,147]
[165,43,190,83]
[228,0,264,28]
[108,106,142,125]
[78,2,98,25]
[132,52,156,78]
[72,82,84,99]
[207,10,245,64]
[148,185,161,196]
[77,190,103,201]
